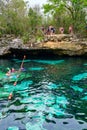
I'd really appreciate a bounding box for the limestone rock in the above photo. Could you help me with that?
[0,34,87,57]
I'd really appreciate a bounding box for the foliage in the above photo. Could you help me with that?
[0,0,43,43]
[28,6,42,33]
[0,0,87,41]
[43,0,87,35]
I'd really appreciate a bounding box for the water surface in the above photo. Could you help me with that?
[0,57,87,130]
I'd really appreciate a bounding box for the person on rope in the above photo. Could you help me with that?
[13,55,26,86]
[8,93,13,100]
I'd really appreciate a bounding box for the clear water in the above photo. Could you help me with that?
[0,57,87,130]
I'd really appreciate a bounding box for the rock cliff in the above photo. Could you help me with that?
[0,34,87,57]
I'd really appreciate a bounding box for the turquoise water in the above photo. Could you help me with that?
[0,57,87,130]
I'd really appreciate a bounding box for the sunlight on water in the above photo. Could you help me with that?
[84,63,87,66]
[0,57,87,130]
[15,59,31,63]
[70,85,83,92]
[33,59,64,65]
[26,122,46,130]
[81,96,87,100]
[72,72,87,81]
[7,126,19,130]
[29,67,44,71]
[46,82,62,89]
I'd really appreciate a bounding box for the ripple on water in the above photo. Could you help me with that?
[72,72,87,81]
[0,58,87,130]
[7,126,19,130]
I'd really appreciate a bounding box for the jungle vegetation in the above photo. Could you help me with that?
[0,0,87,43]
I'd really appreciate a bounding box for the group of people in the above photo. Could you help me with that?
[59,25,74,34]
[41,25,74,35]
[6,55,26,100]
[6,67,25,77]
[6,67,24,100]
[46,25,55,35]
[41,25,55,35]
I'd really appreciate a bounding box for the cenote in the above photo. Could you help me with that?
[0,56,87,130]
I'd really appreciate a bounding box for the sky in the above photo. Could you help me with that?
[25,0,47,7]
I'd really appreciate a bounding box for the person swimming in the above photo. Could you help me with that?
[6,68,16,76]
[6,68,11,76]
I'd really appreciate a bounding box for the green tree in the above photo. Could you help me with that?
[0,0,44,43]
[43,0,87,34]
[28,5,42,33]
[0,0,28,35]
[27,5,44,42]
